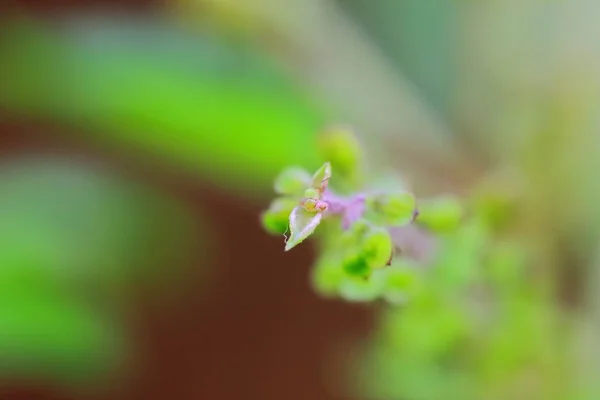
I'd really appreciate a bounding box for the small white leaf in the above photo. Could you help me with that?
[285,206,323,251]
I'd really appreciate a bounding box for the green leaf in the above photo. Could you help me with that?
[261,197,297,235]
[0,158,199,290]
[364,191,416,226]
[311,162,332,191]
[285,206,323,251]
[0,294,122,384]
[274,167,312,196]
[0,19,325,193]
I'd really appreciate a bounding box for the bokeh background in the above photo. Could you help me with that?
[2,0,600,399]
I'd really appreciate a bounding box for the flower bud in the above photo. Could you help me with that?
[274,167,311,196]
[364,191,416,227]
[260,198,297,235]
[361,227,394,269]
[342,252,371,277]
[317,125,363,186]
[416,196,463,233]
[338,272,386,302]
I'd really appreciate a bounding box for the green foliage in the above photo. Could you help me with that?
[262,128,579,399]
[0,294,122,383]
[0,19,326,193]
[356,202,571,400]
[0,158,200,383]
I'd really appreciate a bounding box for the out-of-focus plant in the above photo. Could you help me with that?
[0,157,201,385]
[356,190,573,400]
[0,16,325,193]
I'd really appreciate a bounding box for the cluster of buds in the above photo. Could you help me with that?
[261,126,463,303]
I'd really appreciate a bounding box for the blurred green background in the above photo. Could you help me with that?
[1,0,600,399]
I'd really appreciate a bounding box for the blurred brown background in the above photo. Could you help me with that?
[0,117,371,400]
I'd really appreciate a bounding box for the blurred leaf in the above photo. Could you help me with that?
[0,157,202,382]
[0,17,326,193]
[0,293,122,384]
[0,157,198,293]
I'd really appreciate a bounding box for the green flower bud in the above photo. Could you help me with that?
[312,255,345,297]
[261,197,297,235]
[342,252,371,277]
[274,167,312,196]
[339,222,393,274]
[416,196,463,233]
[338,271,386,302]
[364,191,416,227]
[340,218,371,247]
[317,125,363,185]
[361,227,393,269]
